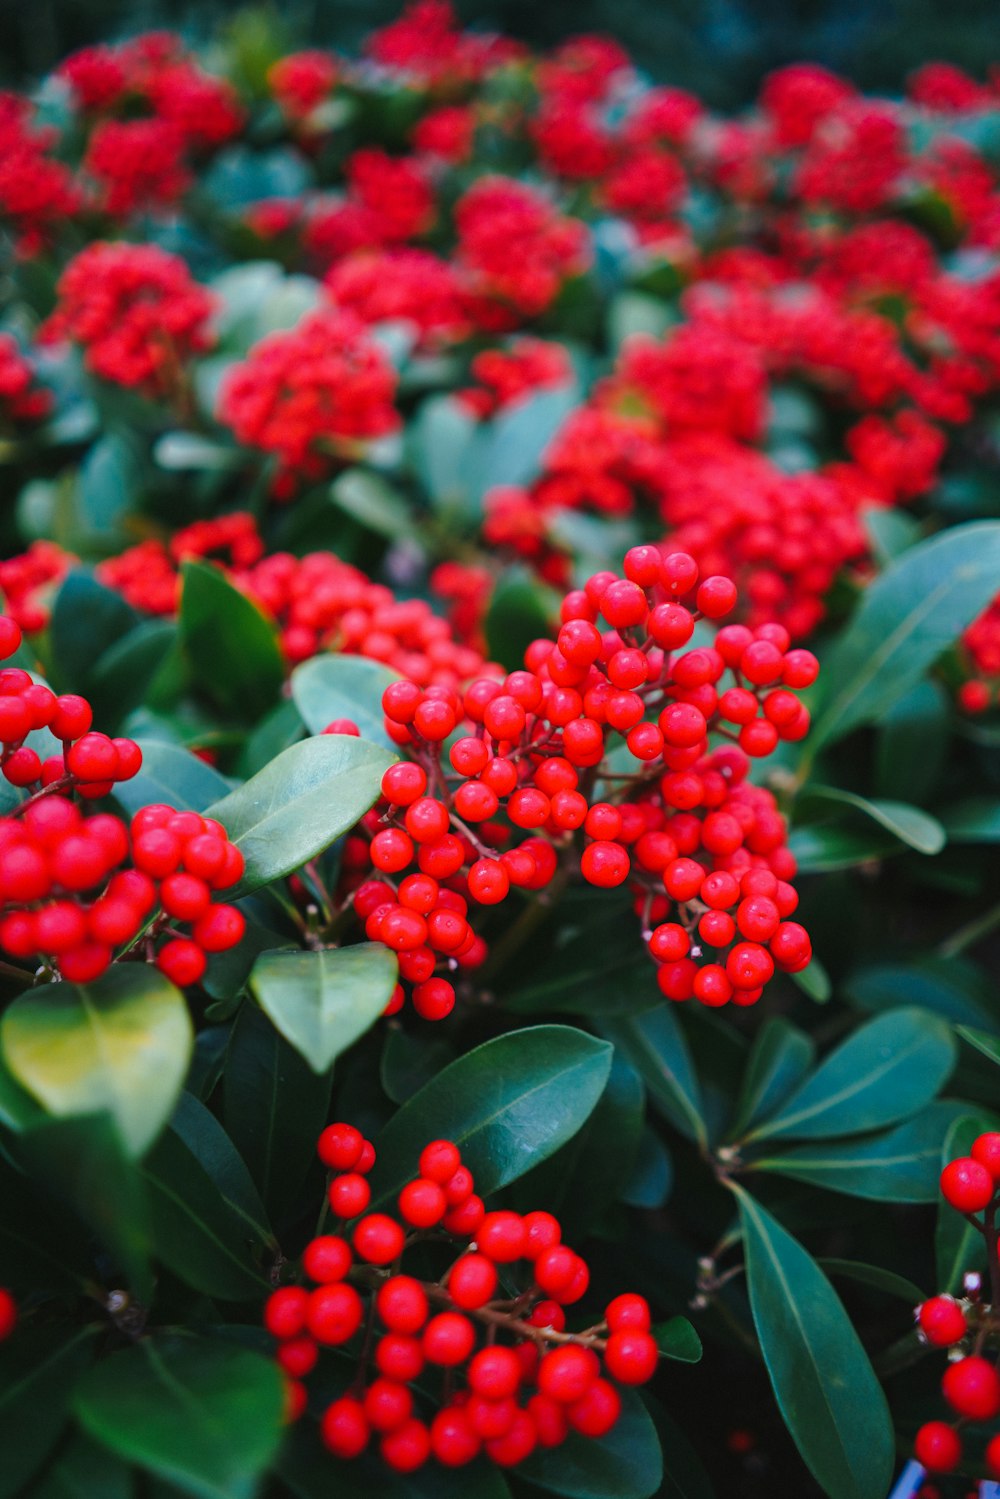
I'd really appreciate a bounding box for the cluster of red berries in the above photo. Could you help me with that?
[912,1132,1000,1478]
[0,334,51,428]
[40,242,215,398]
[0,615,141,799]
[264,1125,659,1471]
[457,338,574,420]
[325,249,470,350]
[217,307,400,497]
[342,549,812,1017]
[454,178,591,326]
[0,795,245,986]
[958,596,1000,714]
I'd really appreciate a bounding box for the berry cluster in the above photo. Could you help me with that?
[0,796,245,985]
[217,308,400,498]
[41,242,215,399]
[265,1125,659,1471]
[345,549,812,1017]
[0,334,51,429]
[911,1132,1000,1478]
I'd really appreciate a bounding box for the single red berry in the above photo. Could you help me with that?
[940,1156,994,1214]
[430,1405,481,1467]
[604,1330,659,1385]
[353,1213,406,1266]
[0,1289,16,1341]
[917,1295,967,1348]
[380,1416,432,1472]
[538,1345,600,1404]
[605,1293,651,1333]
[972,1132,1000,1181]
[422,1311,475,1366]
[942,1354,1000,1420]
[318,1123,364,1171]
[476,1210,526,1263]
[447,1253,497,1310]
[913,1420,961,1473]
[321,1396,369,1458]
[468,1345,522,1400]
[376,1275,429,1335]
[307,1282,364,1345]
[302,1235,352,1283]
[277,1336,318,1378]
[363,1377,414,1434]
[264,1286,309,1340]
[568,1378,621,1438]
[419,1139,461,1183]
[328,1173,371,1219]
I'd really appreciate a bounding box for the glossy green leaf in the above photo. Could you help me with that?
[504,893,658,1016]
[654,1316,703,1363]
[621,1128,672,1210]
[76,433,139,543]
[728,1017,815,1140]
[0,1157,94,1292]
[744,1008,956,1143]
[485,566,560,673]
[737,1188,894,1499]
[874,678,949,805]
[142,1110,271,1299]
[170,1090,275,1249]
[799,786,946,855]
[291,654,400,747]
[819,1259,926,1304]
[2,966,192,1158]
[206,734,395,897]
[598,1008,706,1148]
[223,1002,332,1224]
[112,739,232,817]
[179,560,284,721]
[957,1024,1000,1067]
[85,620,178,733]
[751,1101,969,1201]
[809,521,1000,751]
[49,571,139,695]
[75,1333,285,1499]
[643,1396,716,1499]
[369,1025,612,1206]
[31,1432,132,1499]
[0,1327,98,1499]
[250,943,397,1074]
[846,957,997,1031]
[789,824,908,872]
[862,504,922,565]
[412,394,479,515]
[467,386,578,502]
[330,468,418,541]
[518,1386,662,1499]
[380,1026,458,1105]
[936,1114,992,1294]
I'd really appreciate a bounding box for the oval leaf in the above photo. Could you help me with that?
[799,787,946,856]
[809,521,1000,751]
[369,1025,613,1206]
[251,944,398,1074]
[1,967,192,1159]
[744,1008,956,1144]
[517,1385,662,1499]
[179,559,285,721]
[737,1189,895,1499]
[0,1327,97,1499]
[291,655,400,746]
[728,1017,816,1141]
[112,739,233,817]
[74,1333,284,1499]
[598,1008,706,1148]
[206,735,395,897]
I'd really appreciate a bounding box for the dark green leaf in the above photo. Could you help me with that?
[798,786,945,856]
[598,1008,706,1148]
[728,1017,815,1141]
[291,655,400,747]
[0,1327,98,1499]
[49,572,139,695]
[957,1025,1000,1067]
[751,1101,969,1201]
[809,521,1000,752]
[75,1333,285,1499]
[76,433,139,543]
[2,966,192,1158]
[112,739,233,817]
[31,1432,132,1499]
[643,1395,716,1499]
[940,797,1000,843]
[170,1090,275,1250]
[654,1316,702,1363]
[250,944,397,1073]
[223,1002,332,1225]
[85,620,178,733]
[621,1127,672,1210]
[819,1259,926,1304]
[0,1156,94,1292]
[412,395,479,516]
[179,560,284,721]
[369,1025,612,1206]
[744,1008,956,1143]
[467,386,578,502]
[789,824,909,873]
[518,1386,662,1499]
[236,698,305,779]
[737,1188,894,1499]
[485,567,560,674]
[206,735,395,897]
[846,958,997,1031]
[380,1026,457,1105]
[874,679,949,805]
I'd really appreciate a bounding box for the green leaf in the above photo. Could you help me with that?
[467,386,578,503]
[368,1025,613,1206]
[737,1188,894,1499]
[936,1114,992,1293]
[791,958,831,1004]
[170,1090,275,1251]
[85,620,178,733]
[16,1112,152,1296]
[485,566,560,674]
[250,944,397,1074]
[643,1395,716,1499]
[799,786,945,856]
[862,504,922,566]
[291,654,400,747]
[751,1101,969,1201]
[75,1333,285,1499]
[819,1259,926,1304]
[112,739,233,817]
[206,734,395,897]
[330,468,418,541]
[621,1128,672,1209]
[598,1008,706,1148]
[788,824,907,872]
[874,679,949,806]
[809,521,1000,751]
[957,1024,1000,1067]
[846,958,997,1031]
[380,1026,457,1105]
[940,797,1000,843]
[31,1432,132,1499]
[728,1017,815,1141]
[518,1386,662,1499]
[504,893,659,1017]
[0,1327,98,1499]
[179,560,284,722]
[2,966,192,1158]
[0,1156,94,1292]
[412,395,479,516]
[154,432,240,471]
[142,1113,271,1298]
[222,1002,332,1225]
[236,698,305,778]
[654,1316,703,1363]
[744,1008,956,1143]
[49,571,139,695]
[75,433,139,543]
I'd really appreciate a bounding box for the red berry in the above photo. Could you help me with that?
[942,1354,1000,1420]
[380,1416,431,1472]
[448,1253,497,1309]
[376,1275,429,1335]
[318,1123,364,1171]
[353,1213,406,1265]
[972,1131,1000,1180]
[307,1281,364,1345]
[422,1311,475,1366]
[917,1295,967,1348]
[539,1345,600,1404]
[604,1331,659,1385]
[264,1286,309,1340]
[940,1156,994,1213]
[913,1420,961,1473]
[321,1396,369,1458]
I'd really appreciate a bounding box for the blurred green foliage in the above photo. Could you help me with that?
[2,0,998,105]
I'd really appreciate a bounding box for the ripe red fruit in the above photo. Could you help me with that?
[447,1253,498,1309]
[538,1345,600,1404]
[430,1405,481,1467]
[422,1311,475,1366]
[605,1293,651,1333]
[302,1235,352,1284]
[476,1210,526,1262]
[942,1354,1000,1420]
[380,1416,432,1472]
[913,1420,962,1473]
[353,1213,406,1266]
[972,1131,1000,1180]
[307,1282,364,1345]
[917,1295,967,1348]
[603,1331,659,1385]
[376,1275,429,1335]
[264,1286,309,1340]
[418,1139,461,1183]
[568,1378,621,1438]
[398,1178,447,1228]
[363,1377,413,1433]
[0,1289,16,1341]
[321,1396,370,1458]
[940,1156,995,1213]
[328,1173,371,1219]
[468,1346,522,1400]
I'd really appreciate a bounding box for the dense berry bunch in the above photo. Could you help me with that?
[325,250,469,349]
[0,94,80,251]
[347,549,812,1017]
[911,1132,1000,1478]
[41,243,215,398]
[458,338,574,419]
[265,1126,659,1470]
[217,308,400,496]
[958,596,1000,713]
[455,178,591,325]
[267,51,339,121]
